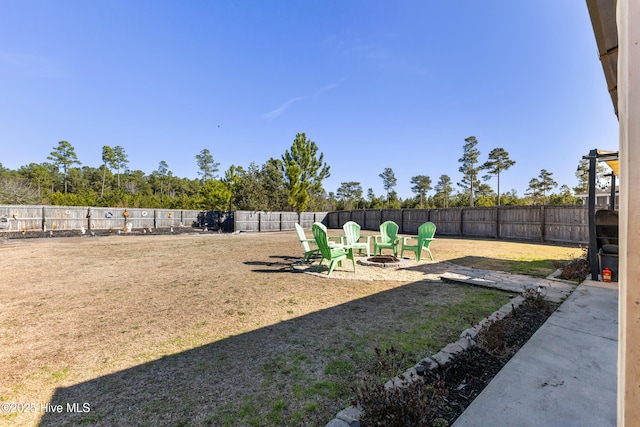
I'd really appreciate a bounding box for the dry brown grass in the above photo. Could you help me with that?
[0,231,581,426]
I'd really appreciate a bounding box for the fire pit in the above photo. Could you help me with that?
[358,255,407,268]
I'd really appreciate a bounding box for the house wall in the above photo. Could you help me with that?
[617,1,640,424]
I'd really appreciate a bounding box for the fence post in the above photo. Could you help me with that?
[460,208,464,237]
[42,206,46,231]
[495,206,500,239]
[540,205,546,242]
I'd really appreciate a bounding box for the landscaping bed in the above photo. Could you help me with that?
[353,292,559,426]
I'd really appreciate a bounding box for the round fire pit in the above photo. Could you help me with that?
[358,255,407,268]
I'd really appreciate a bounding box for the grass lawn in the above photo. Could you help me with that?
[0,231,582,426]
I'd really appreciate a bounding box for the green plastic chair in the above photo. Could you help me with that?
[342,221,371,256]
[373,221,400,256]
[314,222,344,247]
[312,223,355,276]
[401,222,436,261]
[295,223,320,263]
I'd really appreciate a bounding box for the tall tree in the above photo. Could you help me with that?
[481,147,516,206]
[195,149,220,183]
[336,181,363,210]
[101,146,116,197]
[47,140,81,193]
[457,136,481,206]
[434,174,453,208]
[378,167,397,207]
[157,160,170,196]
[260,158,288,211]
[537,169,557,204]
[110,146,129,188]
[526,169,558,204]
[410,175,432,208]
[279,133,330,212]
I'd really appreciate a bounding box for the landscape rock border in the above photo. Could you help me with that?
[324,293,528,427]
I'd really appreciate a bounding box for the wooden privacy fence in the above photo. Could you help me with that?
[0,205,233,233]
[0,206,326,234]
[326,206,588,244]
[0,205,586,242]
[233,211,328,232]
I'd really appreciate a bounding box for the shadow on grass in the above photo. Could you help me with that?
[244,255,303,273]
[39,278,511,427]
[445,256,562,277]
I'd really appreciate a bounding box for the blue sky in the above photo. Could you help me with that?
[1,1,618,200]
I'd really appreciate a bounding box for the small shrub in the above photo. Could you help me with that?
[552,247,590,282]
[475,318,511,357]
[353,376,447,427]
[522,287,547,311]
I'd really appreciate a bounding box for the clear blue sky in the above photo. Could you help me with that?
[1,0,618,200]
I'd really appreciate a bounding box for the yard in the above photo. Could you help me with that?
[0,230,582,426]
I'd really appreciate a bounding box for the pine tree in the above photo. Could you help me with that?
[280,133,330,212]
[457,136,481,206]
[47,140,81,193]
[481,148,516,206]
[379,168,397,207]
[410,175,432,208]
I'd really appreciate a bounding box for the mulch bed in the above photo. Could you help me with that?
[354,297,558,426]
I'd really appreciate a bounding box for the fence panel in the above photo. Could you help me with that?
[430,208,463,236]
[350,210,365,226]
[181,210,201,228]
[44,206,85,231]
[326,212,339,229]
[499,207,543,241]
[402,209,430,234]
[234,211,259,232]
[364,210,381,231]
[89,207,136,231]
[299,212,316,228]
[337,211,352,228]
[280,212,299,231]
[463,207,497,238]
[381,210,402,229]
[544,206,589,243]
[0,205,44,232]
[258,212,281,231]
[195,211,233,231]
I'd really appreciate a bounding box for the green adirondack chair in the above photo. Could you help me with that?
[314,222,344,247]
[373,221,400,256]
[312,223,355,275]
[401,221,436,261]
[295,223,320,263]
[342,221,371,256]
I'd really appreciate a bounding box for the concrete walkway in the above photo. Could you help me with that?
[452,280,618,427]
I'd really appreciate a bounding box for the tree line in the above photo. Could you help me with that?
[332,136,607,211]
[0,134,606,211]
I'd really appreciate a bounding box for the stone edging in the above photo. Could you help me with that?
[324,294,528,427]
